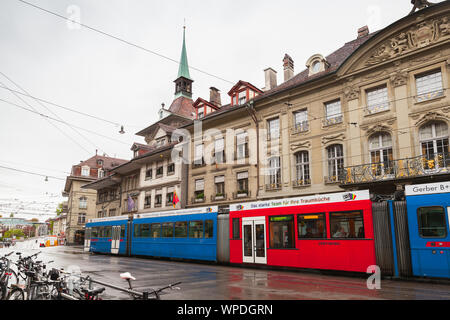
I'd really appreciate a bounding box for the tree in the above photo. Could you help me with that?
[56,203,64,216]
[4,229,25,239]
[9,213,14,218]
[30,218,39,223]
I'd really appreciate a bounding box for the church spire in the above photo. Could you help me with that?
[177,25,191,80]
[174,25,194,99]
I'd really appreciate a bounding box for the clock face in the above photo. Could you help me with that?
[312,61,321,73]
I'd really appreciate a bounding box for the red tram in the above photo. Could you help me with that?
[229,190,375,273]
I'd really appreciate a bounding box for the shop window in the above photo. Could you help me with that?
[269,215,295,249]
[330,211,365,239]
[417,206,447,238]
[298,213,326,239]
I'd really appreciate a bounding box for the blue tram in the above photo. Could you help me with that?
[85,216,128,255]
[85,206,219,262]
[405,182,450,278]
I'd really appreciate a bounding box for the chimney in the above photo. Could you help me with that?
[209,87,221,108]
[264,68,277,91]
[283,54,294,82]
[358,25,369,38]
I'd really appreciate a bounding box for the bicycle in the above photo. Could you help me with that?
[0,252,18,299]
[120,272,181,300]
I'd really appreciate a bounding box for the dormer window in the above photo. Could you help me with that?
[97,159,103,166]
[134,150,139,158]
[228,80,263,107]
[81,166,90,177]
[306,54,329,76]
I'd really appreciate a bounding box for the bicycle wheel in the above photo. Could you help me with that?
[8,288,25,300]
[0,283,6,300]
[4,269,18,286]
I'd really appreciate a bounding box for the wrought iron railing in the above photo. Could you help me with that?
[341,152,450,185]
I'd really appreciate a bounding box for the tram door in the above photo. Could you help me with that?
[242,217,267,264]
[84,228,91,252]
[111,226,121,255]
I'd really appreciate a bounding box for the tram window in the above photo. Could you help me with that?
[120,225,125,238]
[133,224,140,238]
[330,211,364,239]
[98,227,104,238]
[162,223,174,238]
[417,206,448,238]
[92,227,98,238]
[232,218,240,239]
[205,220,214,238]
[189,221,204,238]
[175,221,188,238]
[140,224,150,238]
[105,226,112,238]
[269,216,295,249]
[150,223,161,238]
[298,213,326,239]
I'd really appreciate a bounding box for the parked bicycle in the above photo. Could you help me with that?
[120,272,181,300]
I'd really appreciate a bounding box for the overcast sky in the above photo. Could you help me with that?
[0,0,443,222]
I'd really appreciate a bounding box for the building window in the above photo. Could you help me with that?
[416,70,444,102]
[419,121,449,169]
[326,144,344,183]
[417,206,447,238]
[194,179,204,201]
[236,131,248,160]
[214,176,225,198]
[269,215,295,249]
[155,194,162,207]
[369,132,393,176]
[98,169,104,178]
[214,138,225,164]
[267,157,281,190]
[366,85,389,114]
[198,107,204,119]
[77,213,86,225]
[167,163,175,175]
[298,213,326,239]
[330,211,365,238]
[294,151,310,186]
[81,167,90,177]
[267,118,280,140]
[238,90,247,105]
[293,110,308,133]
[324,100,342,125]
[79,197,87,209]
[145,168,152,180]
[166,192,174,205]
[156,165,164,178]
[194,144,204,166]
[97,159,103,166]
[144,194,151,209]
[236,172,249,197]
[108,209,116,217]
[125,196,138,212]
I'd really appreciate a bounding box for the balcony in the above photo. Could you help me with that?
[233,190,251,199]
[265,183,282,191]
[192,193,205,204]
[292,179,311,188]
[341,153,450,186]
[292,121,309,134]
[322,115,343,127]
[211,193,227,202]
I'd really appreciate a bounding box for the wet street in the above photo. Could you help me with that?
[2,243,450,300]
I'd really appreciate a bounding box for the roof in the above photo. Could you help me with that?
[76,155,128,171]
[255,32,377,101]
[167,96,196,119]
[228,80,263,96]
[135,112,192,137]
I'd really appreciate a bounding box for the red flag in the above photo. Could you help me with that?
[173,191,180,208]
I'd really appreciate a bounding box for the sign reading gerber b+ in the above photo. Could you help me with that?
[405,181,450,196]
